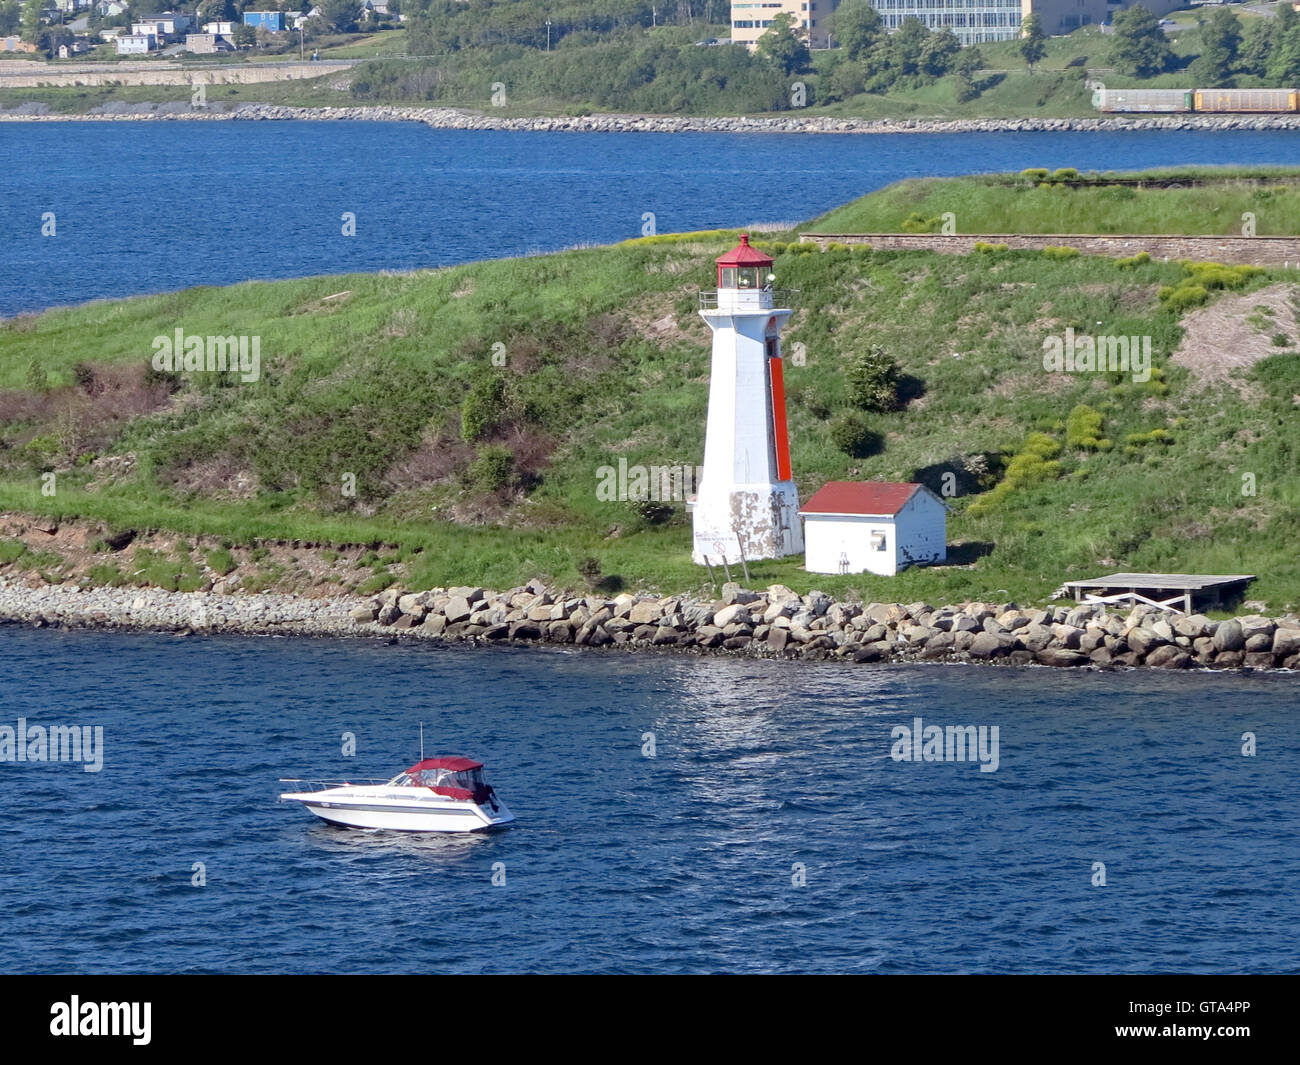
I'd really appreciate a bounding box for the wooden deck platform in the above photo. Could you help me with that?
[1062,573,1256,614]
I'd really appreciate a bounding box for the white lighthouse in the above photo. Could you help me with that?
[690,234,803,566]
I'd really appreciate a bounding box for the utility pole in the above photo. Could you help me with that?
[545,18,551,51]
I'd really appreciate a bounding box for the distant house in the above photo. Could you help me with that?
[291,7,323,29]
[132,14,192,40]
[243,10,285,31]
[800,481,948,576]
[203,21,234,35]
[116,33,155,55]
[55,0,93,12]
[96,0,129,14]
[185,32,232,53]
[2,36,40,53]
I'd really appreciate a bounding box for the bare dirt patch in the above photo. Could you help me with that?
[1171,282,1300,384]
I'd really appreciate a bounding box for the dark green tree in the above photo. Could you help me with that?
[1109,5,1174,79]
[756,12,810,76]
[920,27,960,78]
[1190,6,1241,86]
[20,0,40,43]
[831,0,883,61]
[1020,13,1046,72]
[0,1,21,36]
[953,46,983,102]
[890,17,930,78]
[319,0,363,32]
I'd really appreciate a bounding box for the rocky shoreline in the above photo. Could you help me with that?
[3,101,1300,134]
[4,575,1298,672]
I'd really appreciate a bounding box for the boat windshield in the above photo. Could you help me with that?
[411,767,485,791]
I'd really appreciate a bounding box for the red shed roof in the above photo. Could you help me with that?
[716,233,773,267]
[405,756,483,774]
[800,481,923,517]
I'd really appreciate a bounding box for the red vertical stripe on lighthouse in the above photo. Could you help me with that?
[769,356,792,482]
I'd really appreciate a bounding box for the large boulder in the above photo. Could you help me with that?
[712,603,750,629]
[1212,619,1245,653]
[1272,627,1300,657]
[968,632,1012,659]
[1036,647,1089,667]
[628,600,662,625]
[720,582,761,606]
[1145,645,1192,669]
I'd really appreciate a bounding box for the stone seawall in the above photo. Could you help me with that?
[801,233,1300,267]
[5,575,1298,672]
[0,62,353,88]
[4,101,1300,134]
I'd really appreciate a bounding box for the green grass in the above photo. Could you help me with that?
[3,182,1300,608]
[811,169,1300,236]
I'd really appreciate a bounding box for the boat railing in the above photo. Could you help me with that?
[278,778,393,792]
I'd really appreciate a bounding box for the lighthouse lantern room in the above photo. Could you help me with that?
[690,235,803,566]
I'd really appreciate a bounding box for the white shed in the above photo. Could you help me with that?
[800,481,947,576]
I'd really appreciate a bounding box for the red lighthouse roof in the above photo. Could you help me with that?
[716,233,773,267]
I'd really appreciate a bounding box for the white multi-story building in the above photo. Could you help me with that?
[732,0,1186,50]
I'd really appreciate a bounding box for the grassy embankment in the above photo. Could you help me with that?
[811,168,1300,235]
[2,168,1300,607]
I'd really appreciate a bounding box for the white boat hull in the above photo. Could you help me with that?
[280,785,515,833]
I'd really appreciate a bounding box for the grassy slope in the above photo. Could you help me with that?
[3,174,1300,606]
[810,169,1300,235]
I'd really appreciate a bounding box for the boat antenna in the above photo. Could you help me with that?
[419,722,425,762]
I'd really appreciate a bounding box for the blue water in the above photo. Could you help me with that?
[0,627,1295,974]
[2,122,1300,316]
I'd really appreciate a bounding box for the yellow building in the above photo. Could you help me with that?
[731,1,834,49]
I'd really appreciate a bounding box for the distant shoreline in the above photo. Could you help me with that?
[4,102,1300,134]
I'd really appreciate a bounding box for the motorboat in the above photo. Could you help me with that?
[279,756,514,833]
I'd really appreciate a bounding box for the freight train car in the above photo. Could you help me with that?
[1092,88,1193,113]
[1193,88,1300,112]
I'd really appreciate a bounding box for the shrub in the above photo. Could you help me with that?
[846,344,901,412]
[86,564,126,588]
[356,572,396,595]
[1159,283,1209,311]
[1020,168,1050,182]
[470,444,514,492]
[900,212,941,233]
[968,432,1062,515]
[829,410,879,458]
[1116,251,1151,269]
[461,371,509,443]
[205,546,237,575]
[1052,168,1079,181]
[1043,245,1080,259]
[1065,404,1105,450]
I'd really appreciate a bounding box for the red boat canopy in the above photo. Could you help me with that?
[405,756,483,774]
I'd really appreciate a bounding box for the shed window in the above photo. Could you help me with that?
[870,531,887,551]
